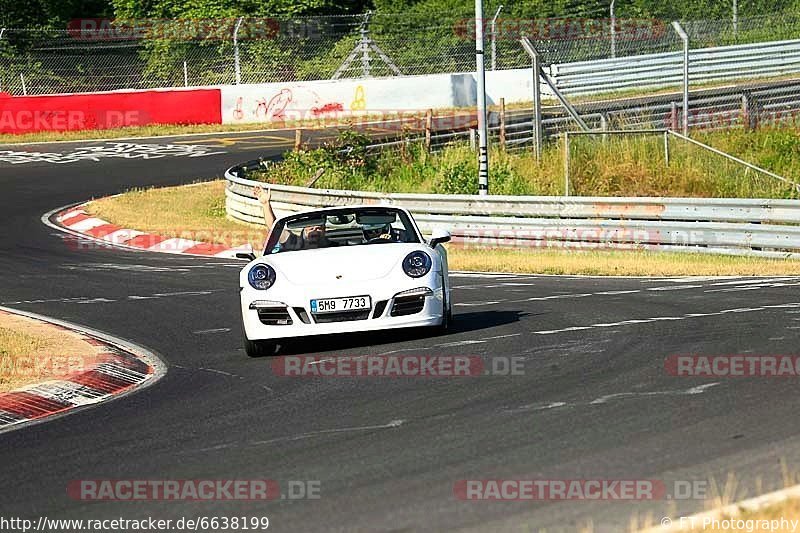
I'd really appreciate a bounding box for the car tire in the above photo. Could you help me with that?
[435,276,452,334]
[244,338,275,358]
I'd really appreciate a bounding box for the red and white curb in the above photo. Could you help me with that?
[49,204,255,259]
[0,306,166,434]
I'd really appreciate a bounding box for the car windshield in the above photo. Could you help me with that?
[264,207,420,254]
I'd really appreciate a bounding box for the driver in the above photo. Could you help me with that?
[253,185,336,251]
[363,223,393,242]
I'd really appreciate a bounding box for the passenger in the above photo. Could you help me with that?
[253,185,336,250]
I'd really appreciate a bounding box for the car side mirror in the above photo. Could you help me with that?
[235,244,257,261]
[429,229,451,248]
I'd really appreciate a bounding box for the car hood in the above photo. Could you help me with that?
[264,243,431,284]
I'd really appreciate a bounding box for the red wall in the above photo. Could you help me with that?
[0,89,221,134]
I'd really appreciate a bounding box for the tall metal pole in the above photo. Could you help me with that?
[490,5,503,71]
[733,0,738,41]
[361,12,372,78]
[520,37,543,159]
[233,17,244,85]
[475,0,490,195]
[0,28,5,93]
[610,0,616,58]
[672,21,689,136]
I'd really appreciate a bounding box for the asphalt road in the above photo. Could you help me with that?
[2,132,800,532]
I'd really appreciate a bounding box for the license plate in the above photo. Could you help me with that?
[311,296,371,314]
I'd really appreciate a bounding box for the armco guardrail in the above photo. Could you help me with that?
[226,161,800,258]
[549,39,800,96]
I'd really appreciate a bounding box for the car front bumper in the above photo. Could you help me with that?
[240,275,446,341]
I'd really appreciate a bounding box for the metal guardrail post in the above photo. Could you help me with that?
[670,102,679,131]
[520,37,543,159]
[475,0,489,195]
[663,130,670,166]
[610,0,616,58]
[671,21,690,136]
[600,113,608,143]
[490,5,503,71]
[741,93,750,131]
[563,132,570,196]
[425,109,432,152]
[499,98,506,149]
[233,17,244,85]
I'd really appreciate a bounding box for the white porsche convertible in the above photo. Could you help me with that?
[238,205,452,357]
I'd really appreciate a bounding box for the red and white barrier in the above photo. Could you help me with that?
[0,88,221,134]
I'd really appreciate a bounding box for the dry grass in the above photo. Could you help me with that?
[87,180,800,276]
[86,181,267,250]
[0,311,101,392]
[662,498,800,532]
[448,247,800,276]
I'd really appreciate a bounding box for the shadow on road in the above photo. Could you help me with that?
[272,310,529,356]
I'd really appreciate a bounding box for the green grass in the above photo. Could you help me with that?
[253,128,800,199]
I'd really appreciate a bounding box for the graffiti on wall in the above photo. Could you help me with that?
[231,85,347,123]
[350,85,366,111]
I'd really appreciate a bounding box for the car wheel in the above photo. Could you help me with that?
[244,338,276,358]
[435,276,452,334]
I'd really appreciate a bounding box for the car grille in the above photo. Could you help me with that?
[257,307,293,326]
[293,307,311,324]
[313,310,371,323]
[372,300,388,319]
[391,295,425,317]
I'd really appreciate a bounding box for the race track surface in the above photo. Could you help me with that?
[2,131,800,532]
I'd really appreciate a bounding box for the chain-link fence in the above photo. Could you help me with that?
[2,11,800,96]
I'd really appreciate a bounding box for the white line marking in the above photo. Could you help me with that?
[198,367,237,377]
[590,383,720,405]
[533,302,800,335]
[193,419,406,453]
[595,290,641,295]
[193,328,232,334]
[504,402,567,413]
[454,300,504,307]
[307,358,336,366]
[152,290,216,297]
[526,293,593,301]
[437,340,488,347]
[646,284,703,291]
[74,298,116,304]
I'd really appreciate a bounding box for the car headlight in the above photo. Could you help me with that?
[248,264,276,290]
[402,251,432,278]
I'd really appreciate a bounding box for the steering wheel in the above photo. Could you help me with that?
[366,235,393,244]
